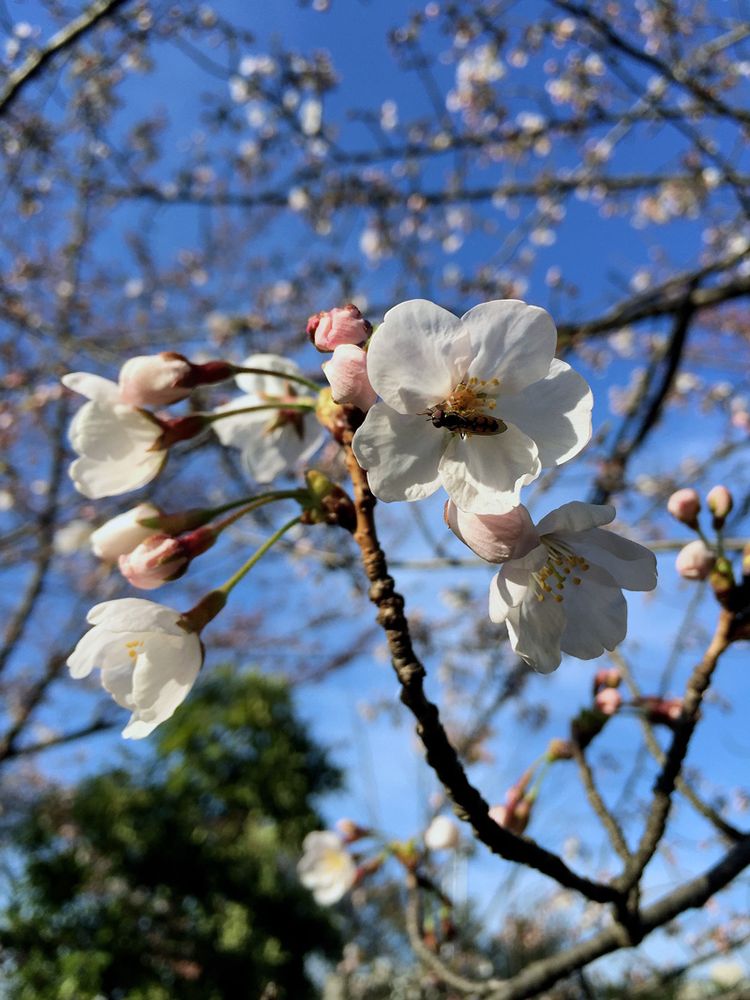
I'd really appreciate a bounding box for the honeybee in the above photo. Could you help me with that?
[426,405,506,438]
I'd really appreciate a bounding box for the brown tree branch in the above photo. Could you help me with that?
[340,424,619,905]
[0,0,132,117]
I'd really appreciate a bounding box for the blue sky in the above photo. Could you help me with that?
[5,0,750,981]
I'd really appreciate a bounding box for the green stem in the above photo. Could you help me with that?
[213,492,305,533]
[209,489,307,518]
[232,366,321,393]
[204,401,316,424]
[217,515,303,596]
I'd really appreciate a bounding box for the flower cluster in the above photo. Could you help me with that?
[61,295,660,739]
[348,299,657,672]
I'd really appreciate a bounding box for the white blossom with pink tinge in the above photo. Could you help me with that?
[63,373,166,499]
[479,502,657,673]
[118,353,193,408]
[352,299,593,513]
[297,831,356,905]
[67,599,203,739]
[322,344,376,411]
[212,353,324,483]
[91,503,162,561]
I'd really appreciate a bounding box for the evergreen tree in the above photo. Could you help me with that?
[1,668,342,1000]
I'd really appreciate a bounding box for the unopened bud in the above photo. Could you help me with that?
[444,501,540,563]
[301,470,356,532]
[667,488,701,529]
[594,667,621,692]
[90,502,162,561]
[594,688,622,716]
[546,738,574,762]
[307,304,372,353]
[119,353,193,407]
[635,696,683,730]
[322,344,376,412]
[706,485,733,529]
[676,539,715,580]
[118,526,216,590]
[336,818,369,844]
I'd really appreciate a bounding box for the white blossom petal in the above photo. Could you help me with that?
[234,353,305,395]
[439,423,540,513]
[464,300,556,392]
[352,405,445,502]
[559,565,627,659]
[537,501,615,536]
[62,372,121,404]
[563,528,658,592]
[507,595,566,673]
[498,359,593,466]
[86,598,186,635]
[365,299,471,413]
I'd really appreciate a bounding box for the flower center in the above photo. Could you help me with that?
[426,377,506,438]
[260,381,306,440]
[532,538,589,603]
[125,638,145,661]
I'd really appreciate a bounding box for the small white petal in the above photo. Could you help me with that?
[565,528,657,592]
[439,424,540,513]
[537,501,615,536]
[62,372,120,403]
[507,595,566,673]
[365,299,471,413]
[498,359,593,466]
[86,598,186,635]
[463,300,557,393]
[353,405,445,502]
[559,566,627,659]
[234,353,305,395]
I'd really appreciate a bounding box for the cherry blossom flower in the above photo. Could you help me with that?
[67,598,204,739]
[63,373,166,498]
[90,502,162,561]
[351,299,592,513]
[486,502,657,673]
[297,831,356,905]
[212,354,324,483]
[424,815,460,851]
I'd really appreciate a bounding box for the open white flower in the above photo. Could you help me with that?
[487,502,657,673]
[63,373,166,499]
[297,830,356,905]
[352,299,592,513]
[212,353,324,483]
[67,598,203,739]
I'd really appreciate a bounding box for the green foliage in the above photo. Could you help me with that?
[0,668,343,1000]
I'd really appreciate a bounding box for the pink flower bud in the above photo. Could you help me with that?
[706,485,733,527]
[676,539,715,580]
[336,818,369,844]
[667,488,701,528]
[119,534,190,589]
[118,353,194,407]
[307,304,372,353]
[594,668,621,691]
[444,501,539,563]
[322,344,376,411]
[90,503,162,561]
[635,696,683,729]
[594,688,622,716]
